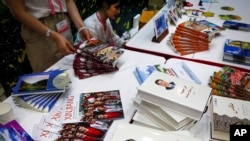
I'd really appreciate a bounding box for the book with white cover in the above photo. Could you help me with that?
[134,98,194,130]
[132,120,161,130]
[133,119,196,136]
[132,111,162,130]
[111,122,202,141]
[137,71,211,120]
[160,106,194,129]
[133,97,175,131]
[211,95,250,141]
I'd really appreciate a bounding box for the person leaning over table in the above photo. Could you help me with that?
[3,0,93,72]
[74,0,125,48]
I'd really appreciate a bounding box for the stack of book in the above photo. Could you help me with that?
[223,39,250,66]
[223,20,250,31]
[111,122,202,141]
[133,98,195,131]
[73,38,124,79]
[132,110,163,130]
[209,66,250,101]
[210,95,250,141]
[167,20,224,55]
[11,69,70,112]
[133,71,212,131]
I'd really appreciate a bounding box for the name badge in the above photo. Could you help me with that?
[56,19,73,43]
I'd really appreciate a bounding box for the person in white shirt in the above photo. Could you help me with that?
[74,0,125,48]
[3,0,92,72]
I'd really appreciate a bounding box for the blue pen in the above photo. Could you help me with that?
[181,62,201,84]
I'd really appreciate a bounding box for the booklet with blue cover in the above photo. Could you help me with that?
[12,69,70,96]
[223,20,250,31]
[223,39,250,65]
[0,120,34,141]
[11,69,70,112]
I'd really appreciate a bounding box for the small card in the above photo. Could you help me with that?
[153,13,168,39]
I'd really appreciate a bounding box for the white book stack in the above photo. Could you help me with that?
[133,97,175,131]
[132,111,163,130]
[111,122,202,141]
[133,70,212,131]
[133,97,196,131]
[137,71,211,120]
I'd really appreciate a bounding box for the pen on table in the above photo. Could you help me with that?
[181,62,201,84]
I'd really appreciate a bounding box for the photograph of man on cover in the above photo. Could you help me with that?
[155,79,175,90]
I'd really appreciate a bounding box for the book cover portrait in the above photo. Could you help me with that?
[155,79,176,90]
[138,71,211,120]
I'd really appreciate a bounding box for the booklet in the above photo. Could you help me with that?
[0,120,34,141]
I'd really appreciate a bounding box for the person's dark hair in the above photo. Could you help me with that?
[155,79,161,85]
[96,0,122,9]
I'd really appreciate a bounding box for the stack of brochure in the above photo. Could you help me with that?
[73,38,124,79]
[11,69,70,112]
[32,90,125,141]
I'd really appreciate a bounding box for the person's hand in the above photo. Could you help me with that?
[51,31,76,55]
[79,29,93,41]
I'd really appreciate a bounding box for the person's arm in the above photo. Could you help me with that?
[107,20,125,48]
[66,0,93,40]
[4,0,76,55]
